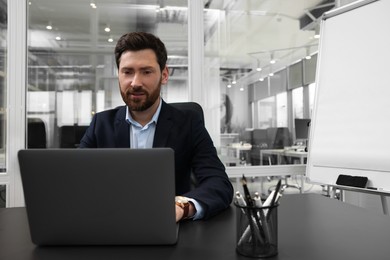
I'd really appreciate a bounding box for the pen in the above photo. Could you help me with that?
[241,175,267,244]
[265,179,283,221]
[262,182,282,217]
[253,192,272,243]
[235,191,247,215]
[270,179,282,206]
[253,192,262,207]
[235,191,247,207]
[263,190,276,207]
[241,175,254,207]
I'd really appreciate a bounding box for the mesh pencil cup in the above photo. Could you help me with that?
[234,201,279,258]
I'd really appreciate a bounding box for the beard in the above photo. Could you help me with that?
[120,78,162,112]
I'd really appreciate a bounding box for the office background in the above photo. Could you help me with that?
[1,0,382,212]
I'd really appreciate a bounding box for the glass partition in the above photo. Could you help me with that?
[27,0,188,149]
[27,0,319,162]
[204,1,320,167]
[0,0,6,207]
[0,184,5,207]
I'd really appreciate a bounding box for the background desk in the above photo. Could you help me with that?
[260,149,308,165]
[1,193,390,260]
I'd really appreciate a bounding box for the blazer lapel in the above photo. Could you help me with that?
[153,101,174,148]
[114,106,130,148]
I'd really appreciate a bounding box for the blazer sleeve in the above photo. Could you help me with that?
[181,111,234,219]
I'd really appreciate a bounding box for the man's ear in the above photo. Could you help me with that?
[161,66,169,85]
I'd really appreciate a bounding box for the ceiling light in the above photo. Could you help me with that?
[305,47,311,60]
[256,59,262,71]
[104,25,111,32]
[270,53,276,64]
[269,72,274,77]
[314,26,320,39]
[108,37,114,42]
[259,78,264,81]
[55,36,61,41]
[46,22,52,30]
[231,75,237,85]
[239,87,244,91]
[227,84,232,88]
[90,1,97,8]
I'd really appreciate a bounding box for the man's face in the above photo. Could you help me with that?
[118,49,168,111]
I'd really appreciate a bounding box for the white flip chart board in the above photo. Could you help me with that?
[306,0,390,192]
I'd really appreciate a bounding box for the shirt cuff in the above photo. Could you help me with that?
[187,198,205,220]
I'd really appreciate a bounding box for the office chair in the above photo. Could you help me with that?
[169,102,204,189]
[59,125,88,148]
[169,102,204,125]
[27,118,47,148]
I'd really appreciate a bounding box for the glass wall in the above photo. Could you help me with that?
[0,0,6,173]
[204,1,321,166]
[0,0,6,207]
[26,1,323,162]
[27,0,188,149]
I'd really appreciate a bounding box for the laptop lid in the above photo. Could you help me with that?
[18,148,177,246]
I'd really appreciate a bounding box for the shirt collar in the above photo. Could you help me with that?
[125,98,162,127]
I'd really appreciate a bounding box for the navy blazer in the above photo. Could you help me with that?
[79,100,233,219]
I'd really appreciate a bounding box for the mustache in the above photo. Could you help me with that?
[126,88,147,95]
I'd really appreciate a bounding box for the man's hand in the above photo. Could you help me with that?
[175,202,196,222]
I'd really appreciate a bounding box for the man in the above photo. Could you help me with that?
[79,32,233,222]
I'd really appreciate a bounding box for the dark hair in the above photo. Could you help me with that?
[114,32,167,71]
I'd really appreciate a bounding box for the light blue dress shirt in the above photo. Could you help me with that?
[125,99,204,220]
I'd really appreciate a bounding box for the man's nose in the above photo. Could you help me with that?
[131,72,142,88]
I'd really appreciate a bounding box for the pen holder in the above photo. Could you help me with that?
[234,202,279,258]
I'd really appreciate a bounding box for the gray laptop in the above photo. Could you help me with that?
[18,148,177,246]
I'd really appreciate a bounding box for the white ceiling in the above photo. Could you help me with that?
[28,0,337,82]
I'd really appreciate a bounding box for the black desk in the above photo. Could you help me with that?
[1,193,390,260]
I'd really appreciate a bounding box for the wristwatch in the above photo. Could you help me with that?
[175,196,190,219]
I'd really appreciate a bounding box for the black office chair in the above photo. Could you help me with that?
[59,125,88,148]
[169,102,205,125]
[27,118,47,149]
[169,102,205,189]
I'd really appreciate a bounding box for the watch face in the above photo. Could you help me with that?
[175,196,189,204]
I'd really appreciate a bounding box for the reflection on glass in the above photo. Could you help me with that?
[308,83,316,116]
[0,185,5,208]
[259,97,275,129]
[27,0,188,149]
[276,93,287,127]
[292,87,304,119]
[0,0,7,172]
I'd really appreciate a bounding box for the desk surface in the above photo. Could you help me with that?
[1,193,390,260]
